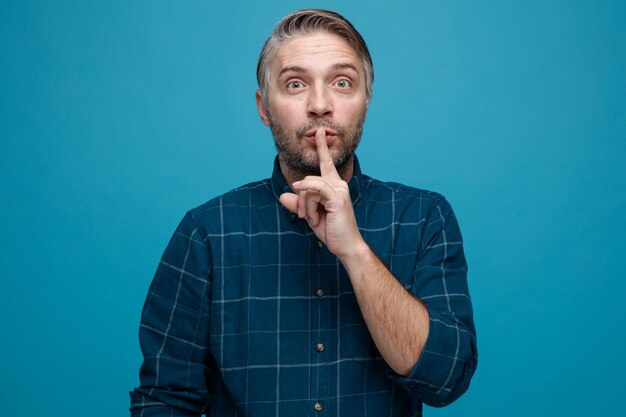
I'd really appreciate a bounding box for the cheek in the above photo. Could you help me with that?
[342,103,367,125]
[269,99,304,128]
[336,94,367,116]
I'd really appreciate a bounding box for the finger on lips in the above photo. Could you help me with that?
[286,128,340,224]
[315,128,340,178]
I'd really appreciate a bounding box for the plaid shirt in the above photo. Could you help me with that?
[130,157,477,417]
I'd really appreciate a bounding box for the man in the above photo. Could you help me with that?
[130,9,477,417]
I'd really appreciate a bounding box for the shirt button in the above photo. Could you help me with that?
[316,240,324,249]
[314,401,323,411]
[316,343,324,352]
[315,288,323,297]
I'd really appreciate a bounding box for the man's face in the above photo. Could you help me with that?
[256,31,369,177]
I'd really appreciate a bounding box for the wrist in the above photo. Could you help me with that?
[338,238,371,272]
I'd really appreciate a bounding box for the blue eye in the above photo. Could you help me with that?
[336,79,351,88]
[287,81,303,89]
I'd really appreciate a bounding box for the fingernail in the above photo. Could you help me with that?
[292,181,301,186]
[297,208,303,218]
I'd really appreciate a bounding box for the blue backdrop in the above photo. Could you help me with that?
[2,1,625,416]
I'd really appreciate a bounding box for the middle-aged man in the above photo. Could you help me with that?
[131,8,477,417]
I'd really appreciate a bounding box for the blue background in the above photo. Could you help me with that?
[2,1,625,415]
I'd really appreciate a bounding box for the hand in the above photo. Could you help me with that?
[279,129,365,260]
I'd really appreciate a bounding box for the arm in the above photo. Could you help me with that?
[129,212,212,417]
[386,198,477,406]
[340,240,430,376]
[280,129,477,405]
[280,129,429,375]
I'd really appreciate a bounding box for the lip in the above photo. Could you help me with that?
[303,133,337,146]
[303,129,338,145]
[303,128,338,137]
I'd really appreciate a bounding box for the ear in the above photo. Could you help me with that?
[255,89,270,126]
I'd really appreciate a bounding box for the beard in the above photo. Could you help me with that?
[269,114,365,178]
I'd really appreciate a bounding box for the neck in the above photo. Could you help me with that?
[279,156,355,190]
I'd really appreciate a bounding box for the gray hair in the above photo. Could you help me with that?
[257,9,374,111]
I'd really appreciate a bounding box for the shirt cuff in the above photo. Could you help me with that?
[385,309,473,407]
[129,391,200,417]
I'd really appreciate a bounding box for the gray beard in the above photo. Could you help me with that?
[269,117,364,179]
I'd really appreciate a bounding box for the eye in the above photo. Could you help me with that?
[286,80,304,89]
[335,79,351,88]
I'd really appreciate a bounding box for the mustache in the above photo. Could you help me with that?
[295,120,345,137]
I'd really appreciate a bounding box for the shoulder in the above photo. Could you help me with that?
[363,174,452,214]
[362,176,463,248]
[183,178,274,233]
[191,178,272,213]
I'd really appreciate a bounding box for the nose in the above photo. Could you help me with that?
[307,85,333,119]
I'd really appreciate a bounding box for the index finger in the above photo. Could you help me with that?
[315,128,340,178]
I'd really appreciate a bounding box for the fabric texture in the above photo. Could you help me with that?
[130,156,477,416]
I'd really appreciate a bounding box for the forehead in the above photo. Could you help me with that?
[271,31,362,75]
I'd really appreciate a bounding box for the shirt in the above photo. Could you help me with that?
[130,156,477,417]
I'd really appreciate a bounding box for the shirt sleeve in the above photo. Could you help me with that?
[387,197,478,407]
[129,212,213,416]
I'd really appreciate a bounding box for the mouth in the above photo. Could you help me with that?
[302,129,338,145]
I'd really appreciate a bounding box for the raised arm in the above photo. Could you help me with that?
[280,128,427,374]
[279,128,477,405]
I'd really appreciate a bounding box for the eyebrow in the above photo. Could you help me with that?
[332,62,358,73]
[277,62,359,79]
[278,66,307,79]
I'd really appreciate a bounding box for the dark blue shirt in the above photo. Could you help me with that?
[130,157,477,416]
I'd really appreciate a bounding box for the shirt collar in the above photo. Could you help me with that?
[270,155,365,220]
